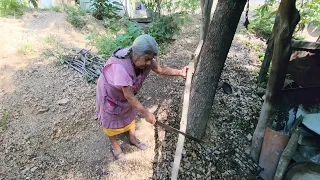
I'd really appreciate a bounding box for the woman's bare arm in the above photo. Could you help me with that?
[122,86,156,124]
[151,60,186,77]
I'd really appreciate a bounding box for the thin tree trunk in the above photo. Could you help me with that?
[200,0,214,41]
[186,0,247,138]
[251,0,300,162]
[257,14,279,84]
[193,40,204,71]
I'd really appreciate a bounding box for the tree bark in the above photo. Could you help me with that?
[186,0,247,138]
[251,0,300,162]
[200,0,214,41]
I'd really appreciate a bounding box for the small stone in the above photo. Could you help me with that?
[213,150,221,155]
[197,174,201,178]
[246,133,252,141]
[172,34,178,40]
[56,98,69,105]
[37,107,50,114]
[21,167,30,174]
[182,150,187,157]
[30,166,38,172]
[184,162,191,169]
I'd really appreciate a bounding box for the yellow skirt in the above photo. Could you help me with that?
[103,120,135,136]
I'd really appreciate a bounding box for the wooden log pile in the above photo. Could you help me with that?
[62,49,106,82]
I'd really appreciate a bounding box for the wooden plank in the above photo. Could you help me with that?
[291,40,320,51]
[193,40,204,71]
[171,62,194,180]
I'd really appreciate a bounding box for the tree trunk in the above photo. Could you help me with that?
[251,0,300,162]
[200,0,214,41]
[257,14,279,84]
[186,0,247,138]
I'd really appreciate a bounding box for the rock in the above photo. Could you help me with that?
[256,87,265,97]
[246,133,252,141]
[172,34,178,40]
[56,98,69,105]
[21,167,30,174]
[37,107,50,114]
[30,166,38,172]
[213,150,221,155]
[184,162,191,169]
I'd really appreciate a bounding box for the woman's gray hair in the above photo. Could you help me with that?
[131,34,159,56]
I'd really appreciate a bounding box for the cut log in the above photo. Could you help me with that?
[251,0,300,162]
[274,128,300,180]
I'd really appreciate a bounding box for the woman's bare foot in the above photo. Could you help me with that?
[108,136,123,159]
[128,128,147,150]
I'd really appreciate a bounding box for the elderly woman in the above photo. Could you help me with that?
[96,34,187,160]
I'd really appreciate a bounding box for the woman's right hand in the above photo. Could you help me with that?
[145,111,156,125]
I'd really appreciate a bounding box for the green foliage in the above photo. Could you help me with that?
[0,0,26,17]
[172,0,199,14]
[249,2,277,39]
[89,0,194,58]
[250,0,320,39]
[140,0,156,10]
[88,18,144,57]
[17,43,34,55]
[297,0,320,31]
[44,34,56,45]
[91,0,122,20]
[148,13,187,43]
[258,53,265,62]
[51,6,61,12]
[65,6,86,28]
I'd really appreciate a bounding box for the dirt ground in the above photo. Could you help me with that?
[0,9,196,179]
[0,4,317,180]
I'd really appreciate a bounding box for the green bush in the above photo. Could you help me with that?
[88,18,144,57]
[0,0,26,17]
[91,0,121,20]
[250,0,320,39]
[249,3,277,39]
[65,6,86,28]
[148,13,187,43]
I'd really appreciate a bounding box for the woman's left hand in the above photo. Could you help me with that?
[180,66,189,77]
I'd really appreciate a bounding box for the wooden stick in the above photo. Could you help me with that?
[193,40,204,71]
[291,40,320,51]
[171,62,194,180]
[274,128,300,180]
